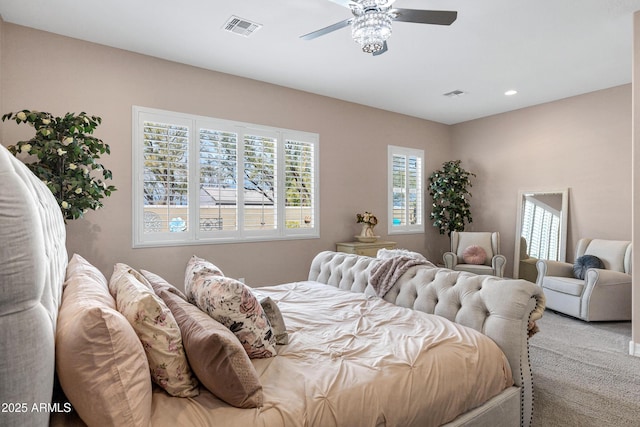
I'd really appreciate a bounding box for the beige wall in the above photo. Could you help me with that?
[0,23,451,287]
[451,85,633,276]
[0,22,636,342]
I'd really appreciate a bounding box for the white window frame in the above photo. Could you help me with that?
[387,145,424,235]
[132,106,319,248]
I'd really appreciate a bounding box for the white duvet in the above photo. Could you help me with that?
[150,281,513,427]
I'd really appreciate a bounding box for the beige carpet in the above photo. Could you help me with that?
[529,310,640,426]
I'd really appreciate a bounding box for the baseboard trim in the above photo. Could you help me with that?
[629,341,640,357]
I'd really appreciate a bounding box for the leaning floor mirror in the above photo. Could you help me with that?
[513,189,569,282]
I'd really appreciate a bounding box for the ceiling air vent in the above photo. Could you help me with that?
[443,90,466,98]
[223,16,262,37]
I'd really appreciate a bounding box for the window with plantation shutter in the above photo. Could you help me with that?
[199,127,238,234]
[243,133,277,232]
[284,139,315,231]
[138,117,190,245]
[133,106,319,247]
[388,145,424,234]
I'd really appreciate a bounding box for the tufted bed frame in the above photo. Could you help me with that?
[308,251,544,427]
[0,142,545,427]
[1,144,68,427]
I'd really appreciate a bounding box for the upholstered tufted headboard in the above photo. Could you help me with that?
[309,250,545,427]
[0,144,68,427]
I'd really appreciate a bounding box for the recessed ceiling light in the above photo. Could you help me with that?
[505,90,518,96]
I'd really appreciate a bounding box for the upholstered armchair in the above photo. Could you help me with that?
[518,237,539,283]
[536,238,632,321]
[443,231,506,277]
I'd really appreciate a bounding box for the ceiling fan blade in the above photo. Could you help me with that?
[372,41,388,56]
[391,9,457,26]
[300,18,353,40]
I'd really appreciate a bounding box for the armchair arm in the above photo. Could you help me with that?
[443,252,457,269]
[492,254,507,277]
[584,268,632,287]
[535,259,574,285]
[581,268,632,320]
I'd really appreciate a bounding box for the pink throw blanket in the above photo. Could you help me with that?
[369,256,435,298]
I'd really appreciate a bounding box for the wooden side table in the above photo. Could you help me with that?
[335,240,397,257]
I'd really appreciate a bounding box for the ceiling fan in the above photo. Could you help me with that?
[300,0,457,56]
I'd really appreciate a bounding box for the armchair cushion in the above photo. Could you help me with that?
[462,245,487,265]
[542,276,584,296]
[579,239,631,273]
[573,255,604,280]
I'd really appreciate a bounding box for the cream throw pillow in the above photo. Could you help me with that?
[109,263,199,397]
[56,254,152,427]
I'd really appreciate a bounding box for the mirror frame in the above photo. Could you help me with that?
[513,188,569,280]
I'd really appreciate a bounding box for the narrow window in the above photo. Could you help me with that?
[284,139,316,231]
[388,145,424,234]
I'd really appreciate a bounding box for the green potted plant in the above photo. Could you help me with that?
[2,109,116,221]
[428,160,475,236]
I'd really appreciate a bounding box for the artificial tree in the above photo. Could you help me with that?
[428,160,475,236]
[2,109,116,220]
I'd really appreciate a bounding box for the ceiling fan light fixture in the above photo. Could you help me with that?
[354,0,396,8]
[300,1,456,56]
[352,11,392,53]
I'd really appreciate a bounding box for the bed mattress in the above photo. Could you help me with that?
[149,281,513,427]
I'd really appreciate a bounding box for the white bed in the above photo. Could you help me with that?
[149,280,514,426]
[0,142,544,427]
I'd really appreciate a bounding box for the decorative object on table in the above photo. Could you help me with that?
[428,160,475,236]
[355,211,379,242]
[2,109,116,221]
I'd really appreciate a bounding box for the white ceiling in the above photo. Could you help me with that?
[2,0,640,124]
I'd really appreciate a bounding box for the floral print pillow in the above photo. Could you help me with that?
[185,260,276,359]
[109,263,199,397]
[184,255,224,290]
